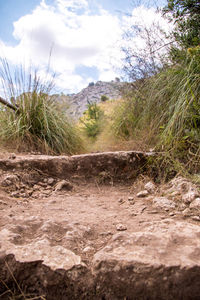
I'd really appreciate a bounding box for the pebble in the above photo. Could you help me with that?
[47,178,55,185]
[192,216,200,221]
[182,208,191,217]
[144,182,156,193]
[128,196,134,201]
[116,224,127,231]
[83,246,94,253]
[137,190,149,198]
[169,212,175,216]
[118,198,124,204]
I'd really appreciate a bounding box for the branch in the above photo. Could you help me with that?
[0,96,18,111]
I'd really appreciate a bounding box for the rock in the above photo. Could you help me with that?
[137,190,149,198]
[1,238,81,271]
[1,174,19,187]
[153,197,176,210]
[182,191,199,204]
[190,198,200,209]
[55,180,73,192]
[116,224,127,231]
[47,178,55,185]
[9,153,16,159]
[83,246,94,253]
[128,196,134,201]
[92,220,200,299]
[168,176,193,193]
[169,212,175,216]
[118,198,124,204]
[144,181,156,193]
[192,216,200,221]
[0,200,7,206]
[182,208,191,217]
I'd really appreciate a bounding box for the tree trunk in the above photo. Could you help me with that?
[0,96,18,111]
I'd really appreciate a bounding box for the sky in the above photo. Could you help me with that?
[0,0,169,95]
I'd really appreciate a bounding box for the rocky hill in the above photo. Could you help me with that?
[54,79,126,119]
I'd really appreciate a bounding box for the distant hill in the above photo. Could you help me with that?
[54,79,127,119]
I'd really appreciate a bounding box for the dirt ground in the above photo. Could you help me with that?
[0,152,200,299]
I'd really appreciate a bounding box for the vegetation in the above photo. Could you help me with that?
[109,0,200,179]
[80,102,105,139]
[0,59,82,154]
[101,95,109,102]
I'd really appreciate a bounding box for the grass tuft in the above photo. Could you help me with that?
[0,58,82,155]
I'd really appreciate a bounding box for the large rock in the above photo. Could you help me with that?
[92,219,200,299]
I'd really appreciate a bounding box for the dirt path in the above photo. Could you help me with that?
[0,152,200,299]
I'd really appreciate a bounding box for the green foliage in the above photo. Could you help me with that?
[164,0,200,48]
[80,102,104,138]
[0,59,82,154]
[101,95,109,102]
[112,48,200,173]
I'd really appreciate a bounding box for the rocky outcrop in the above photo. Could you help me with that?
[0,151,151,183]
[54,80,126,119]
[1,219,200,299]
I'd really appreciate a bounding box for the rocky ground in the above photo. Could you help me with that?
[0,151,200,299]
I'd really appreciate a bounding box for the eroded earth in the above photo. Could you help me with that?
[0,152,200,299]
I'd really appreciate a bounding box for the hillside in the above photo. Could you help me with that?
[54,79,127,119]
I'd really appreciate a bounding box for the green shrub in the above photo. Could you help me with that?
[101,95,109,102]
[80,102,104,138]
[112,47,200,173]
[0,59,82,154]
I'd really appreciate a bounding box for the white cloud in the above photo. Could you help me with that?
[0,1,172,93]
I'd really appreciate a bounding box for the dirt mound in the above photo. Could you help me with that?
[0,152,200,299]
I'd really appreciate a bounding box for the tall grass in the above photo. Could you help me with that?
[112,46,200,174]
[0,58,82,154]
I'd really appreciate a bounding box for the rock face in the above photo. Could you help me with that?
[54,80,126,119]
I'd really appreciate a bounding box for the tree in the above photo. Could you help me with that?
[163,0,200,48]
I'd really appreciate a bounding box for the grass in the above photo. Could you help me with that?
[0,58,82,155]
[111,46,200,178]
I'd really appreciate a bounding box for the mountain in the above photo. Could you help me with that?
[54,79,126,119]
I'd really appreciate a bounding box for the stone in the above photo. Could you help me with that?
[0,200,7,206]
[9,153,16,159]
[83,246,94,253]
[118,198,124,204]
[10,191,20,198]
[92,220,200,299]
[1,238,81,271]
[1,174,19,187]
[192,216,200,221]
[182,208,191,217]
[153,197,176,210]
[116,224,127,231]
[182,191,199,204]
[128,196,134,201]
[55,180,73,192]
[190,198,200,209]
[137,190,149,198]
[144,181,156,193]
[47,178,55,185]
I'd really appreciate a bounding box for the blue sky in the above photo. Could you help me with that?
[0,0,168,94]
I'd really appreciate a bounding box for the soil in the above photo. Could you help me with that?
[0,152,200,299]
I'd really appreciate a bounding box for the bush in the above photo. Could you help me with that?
[0,59,82,154]
[112,47,200,173]
[101,95,109,102]
[80,102,104,138]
